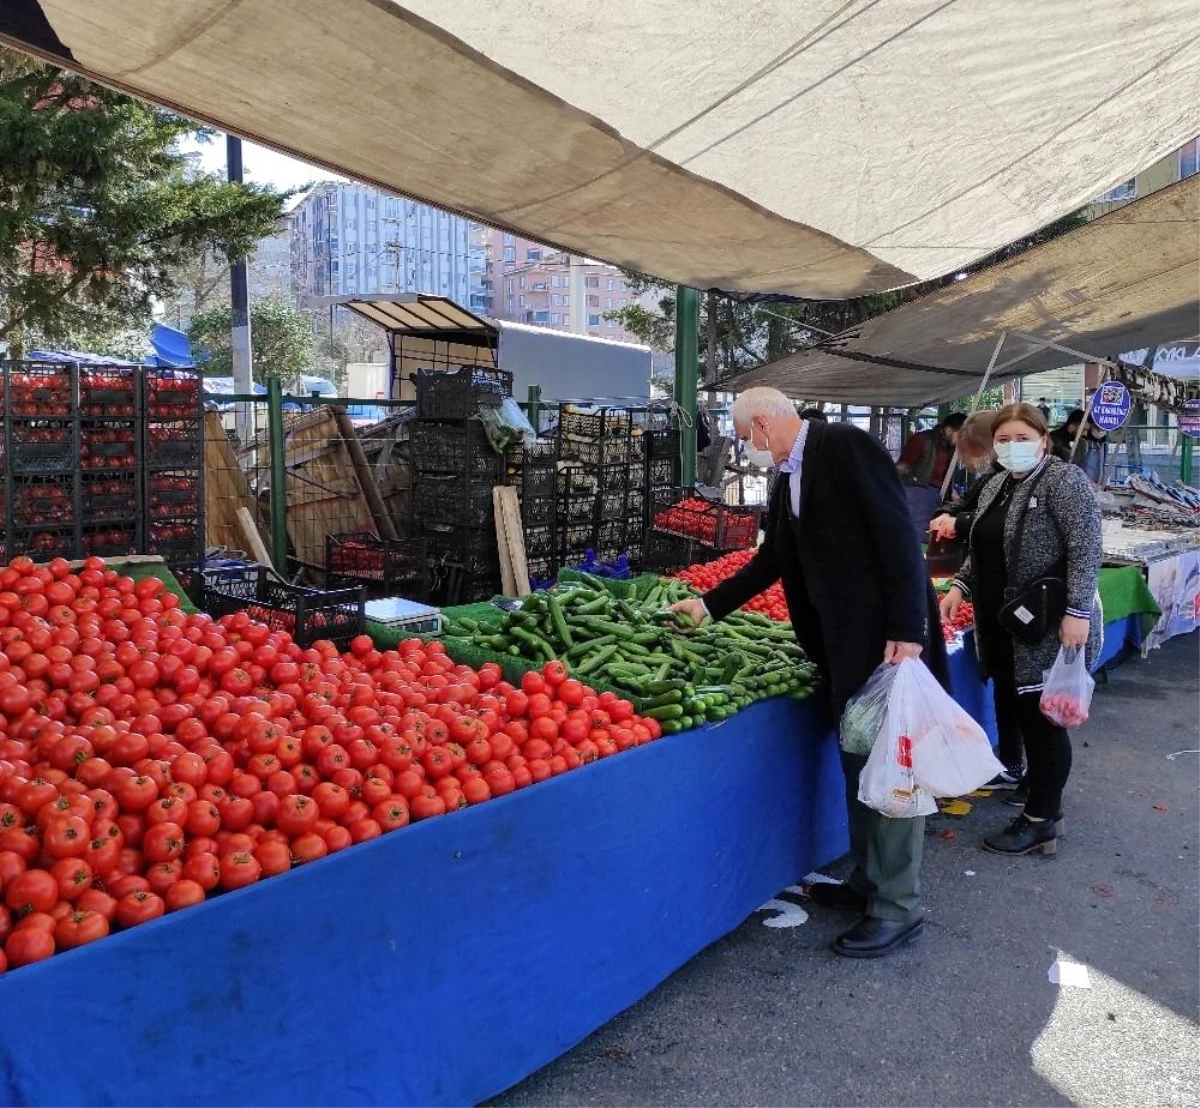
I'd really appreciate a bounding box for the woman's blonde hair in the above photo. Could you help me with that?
[958,410,997,457]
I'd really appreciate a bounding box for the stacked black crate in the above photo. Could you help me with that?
[140,369,205,567]
[2,362,80,562]
[504,439,558,585]
[410,367,512,603]
[79,365,141,559]
[555,404,644,568]
[639,425,685,573]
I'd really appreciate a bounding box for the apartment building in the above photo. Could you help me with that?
[481,228,656,344]
[289,183,480,308]
[1087,136,1197,216]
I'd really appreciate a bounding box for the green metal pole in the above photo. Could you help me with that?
[527,384,542,436]
[266,375,288,571]
[1181,433,1194,486]
[675,286,700,487]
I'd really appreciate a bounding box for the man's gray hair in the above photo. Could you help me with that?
[732,387,798,425]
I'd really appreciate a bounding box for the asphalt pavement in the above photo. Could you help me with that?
[492,633,1200,1108]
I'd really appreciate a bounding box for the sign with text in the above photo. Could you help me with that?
[1179,399,1200,440]
[1090,381,1132,432]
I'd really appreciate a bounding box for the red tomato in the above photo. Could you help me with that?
[218,851,262,891]
[5,926,55,967]
[115,890,165,928]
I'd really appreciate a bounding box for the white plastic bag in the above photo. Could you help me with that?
[839,663,897,755]
[1039,645,1094,728]
[856,659,1004,816]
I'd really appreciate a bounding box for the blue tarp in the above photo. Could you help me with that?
[0,648,993,1107]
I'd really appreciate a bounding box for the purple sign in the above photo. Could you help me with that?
[1179,399,1200,441]
[1091,381,1132,432]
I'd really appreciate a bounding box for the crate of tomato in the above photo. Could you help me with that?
[325,532,428,598]
[650,489,760,551]
[204,566,365,649]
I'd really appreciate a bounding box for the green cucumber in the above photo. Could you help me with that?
[645,703,684,721]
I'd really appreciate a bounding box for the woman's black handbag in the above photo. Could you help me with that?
[996,467,1066,643]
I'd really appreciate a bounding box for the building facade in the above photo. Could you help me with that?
[1087,136,1198,217]
[289,183,479,308]
[480,228,658,344]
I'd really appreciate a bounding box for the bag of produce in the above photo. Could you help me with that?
[839,663,897,756]
[1039,645,1094,729]
[857,659,1003,815]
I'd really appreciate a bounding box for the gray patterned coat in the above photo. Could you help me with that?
[954,456,1103,692]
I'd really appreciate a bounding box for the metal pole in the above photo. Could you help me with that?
[939,332,1008,500]
[266,376,289,571]
[527,384,542,436]
[675,286,700,487]
[1181,434,1194,486]
[227,136,254,445]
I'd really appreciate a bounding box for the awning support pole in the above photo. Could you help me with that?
[675,286,700,487]
[939,332,1008,500]
[267,376,289,571]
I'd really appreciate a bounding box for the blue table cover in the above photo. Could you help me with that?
[0,651,996,1108]
[1095,614,1145,670]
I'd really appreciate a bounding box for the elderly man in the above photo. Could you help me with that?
[671,388,947,958]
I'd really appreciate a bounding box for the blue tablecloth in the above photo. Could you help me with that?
[0,652,997,1108]
[1095,614,1145,670]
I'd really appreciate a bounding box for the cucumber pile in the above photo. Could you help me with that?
[440,574,817,732]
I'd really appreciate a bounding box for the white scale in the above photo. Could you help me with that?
[364,596,443,636]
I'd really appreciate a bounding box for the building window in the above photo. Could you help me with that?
[588,295,600,307]
[503,247,515,262]
[519,275,526,289]
[551,294,561,306]
[527,249,541,261]
[605,298,613,310]
[562,295,570,307]
[1093,179,1136,203]
[520,295,526,308]
[551,313,561,325]
[605,278,615,290]
[549,275,559,288]
[1181,138,1199,180]
[503,233,514,245]
[586,276,599,288]
[587,314,601,327]
[619,299,627,307]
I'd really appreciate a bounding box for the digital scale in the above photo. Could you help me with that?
[364,596,443,636]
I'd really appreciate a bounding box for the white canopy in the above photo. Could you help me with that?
[3,1,1198,298]
[725,177,1200,406]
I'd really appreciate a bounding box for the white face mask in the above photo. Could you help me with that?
[994,440,1042,474]
[742,423,774,468]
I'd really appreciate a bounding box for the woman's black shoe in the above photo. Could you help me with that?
[832,915,924,958]
[1003,780,1030,808]
[982,814,1058,856]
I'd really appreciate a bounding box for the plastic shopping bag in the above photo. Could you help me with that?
[855,659,1004,815]
[1039,645,1094,728]
[839,664,897,756]
[853,663,937,819]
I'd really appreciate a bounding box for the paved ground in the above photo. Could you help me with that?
[493,633,1200,1108]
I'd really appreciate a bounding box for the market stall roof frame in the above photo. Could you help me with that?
[3,1,1198,299]
[721,177,1200,407]
[327,295,496,344]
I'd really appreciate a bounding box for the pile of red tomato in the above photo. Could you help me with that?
[672,549,789,621]
[0,556,661,973]
[653,498,758,551]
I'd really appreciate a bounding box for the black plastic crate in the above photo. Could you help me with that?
[596,518,629,549]
[422,524,501,579]
[143,370,202,419]
[526,554,556,587]
[558,521,596,553]
[79,366,137,418]
[557,492,594,522]
[325,532,428,597]
[9,526,77,561]
[145,420,203,468]
[643,528,726,575]
[82,525,139,559]
[204,566,365,649]
[414,366,512,421]
[8,422,76,474]
[145,518,204,561]
[167,563,206,608]
[8,476,76,528]
[520,493,555,527]
[647,456,679,487]
[2,364,75,418]
[410,419,504,479]
[411,474,494,528]
[565,436,638,468]
[147,472,201,518]
[524,523,555,557]
[596,488,629,521]
[81,476,136,523]
[651,490,760,550]
[558,405,637,444]
[80,425,138,472]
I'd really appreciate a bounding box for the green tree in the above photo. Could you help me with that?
[189,298,314,386]
[0,47,288,354]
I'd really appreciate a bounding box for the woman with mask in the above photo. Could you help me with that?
[928,411,1002,544]
[940,404,1103,856]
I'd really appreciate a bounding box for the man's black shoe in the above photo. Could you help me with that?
[801,880,868,911]
[832,915,924,959]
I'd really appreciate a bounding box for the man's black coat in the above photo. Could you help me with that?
[704,420,948,713]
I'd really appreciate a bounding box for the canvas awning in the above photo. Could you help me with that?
[330,295,495,340]
[722,176,1200,407]
[3,1,1198,299]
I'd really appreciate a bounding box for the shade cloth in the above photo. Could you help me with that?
[2,1,1198,298]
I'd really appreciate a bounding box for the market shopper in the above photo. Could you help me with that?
[669,387,947,958]
[897,412,967,533]
[940,404,1103,856]
[1050,409,1108,483]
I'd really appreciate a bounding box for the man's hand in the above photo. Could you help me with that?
[883,641,923,665]
[667,598,709,634]
[928,514,957,541]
